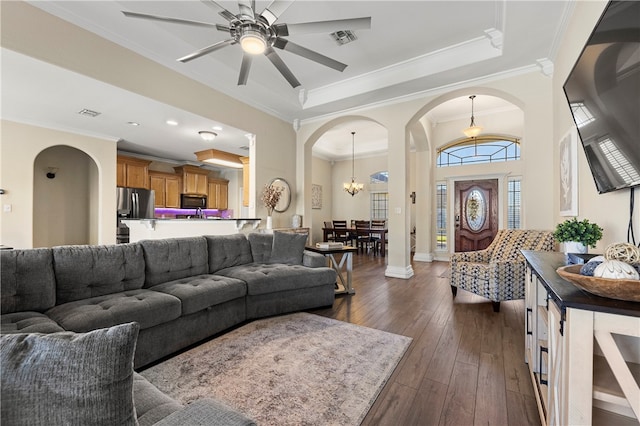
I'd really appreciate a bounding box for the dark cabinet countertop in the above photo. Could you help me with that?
[522,250,640,318]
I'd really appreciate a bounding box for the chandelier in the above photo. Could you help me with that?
[343,131,364,196]
[463,95,483,138]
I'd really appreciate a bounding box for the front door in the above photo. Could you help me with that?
[454,179,498,252]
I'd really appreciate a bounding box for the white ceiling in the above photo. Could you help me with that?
[1,1,573,165]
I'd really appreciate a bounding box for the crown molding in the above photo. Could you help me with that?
[301,32,503,110]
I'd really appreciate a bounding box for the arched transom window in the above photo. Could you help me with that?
[437,136,520,167]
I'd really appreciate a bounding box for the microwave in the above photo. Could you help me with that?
[180,194,207,209]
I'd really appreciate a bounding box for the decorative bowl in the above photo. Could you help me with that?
[556,265,640,302]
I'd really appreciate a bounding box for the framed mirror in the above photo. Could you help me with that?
[269,178,291,212]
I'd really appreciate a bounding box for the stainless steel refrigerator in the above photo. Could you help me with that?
[117,187,155,243]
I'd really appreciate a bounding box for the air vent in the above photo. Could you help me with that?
[239,146,250,151]
[330,30,357,45]
[78,108,101,117]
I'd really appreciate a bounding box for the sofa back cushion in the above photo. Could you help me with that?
[270,232,307,265]
[489,229,555,263]
[246,232,307,265]
[205,234,253,273]
[140,237,208,287]
[53,244,145,305]
[1,248,56,313]
[247,233,273,263]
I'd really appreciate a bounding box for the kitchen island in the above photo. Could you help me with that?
[121,218,262,242]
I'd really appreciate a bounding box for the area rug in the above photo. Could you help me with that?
[140,312,412,425]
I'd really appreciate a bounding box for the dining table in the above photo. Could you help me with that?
[322,227,388,257]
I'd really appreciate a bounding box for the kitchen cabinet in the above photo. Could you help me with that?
[149,171,181,208]
[240,156,249,207]
[207,178,228,210]
[117,156,151,189]
[523,251,640,425]
[174,165,209,195]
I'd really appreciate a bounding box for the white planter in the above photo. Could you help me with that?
[266,216,273,230]
[564,241,587,254]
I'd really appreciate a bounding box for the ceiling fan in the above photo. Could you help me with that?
[122,0,371,88]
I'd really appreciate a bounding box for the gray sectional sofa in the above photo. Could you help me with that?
[1,232,337,425]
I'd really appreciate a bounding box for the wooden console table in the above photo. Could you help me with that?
[305,245,358,295]
[522,250,639,425]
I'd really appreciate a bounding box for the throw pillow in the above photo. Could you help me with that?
[1,322,140,426]
[270,231,307,265]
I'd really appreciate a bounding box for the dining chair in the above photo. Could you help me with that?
[370,219,387,254]
[324,221,336,242]
[332,220,352,245]
[354,220,379,254]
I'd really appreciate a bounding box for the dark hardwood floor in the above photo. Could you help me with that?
[312,252,540,426]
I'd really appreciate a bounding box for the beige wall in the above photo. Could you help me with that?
[552,0,637,251]
[33,146,94,248]
[299,71,556,274]
[1,120,117,248]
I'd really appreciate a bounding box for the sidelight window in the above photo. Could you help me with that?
[436,183,447,250]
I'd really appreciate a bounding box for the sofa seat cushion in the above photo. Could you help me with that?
[133,372,183,426]
[150,275,247,316]
[1,312,64,334]
[218,264,336,296]
[154,399,256,426]
[45,289,181,332]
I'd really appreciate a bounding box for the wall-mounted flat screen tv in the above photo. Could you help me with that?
[563,0,640,194]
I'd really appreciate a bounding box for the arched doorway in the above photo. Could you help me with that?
[33,145,99,247]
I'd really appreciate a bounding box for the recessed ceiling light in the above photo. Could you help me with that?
[166,120,178,126]
[199,131,217,141]
[127,121,140,126]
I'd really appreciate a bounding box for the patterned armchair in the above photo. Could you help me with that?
[450,229,555,312]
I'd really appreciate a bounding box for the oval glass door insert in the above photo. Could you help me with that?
[466,189,486,231]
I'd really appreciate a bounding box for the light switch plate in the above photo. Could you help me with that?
[3,204,12,212]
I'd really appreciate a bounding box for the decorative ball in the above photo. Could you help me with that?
[580,261,602,276]
[588,255,605,263]
[604,242,640,265]
[594,259,640,280]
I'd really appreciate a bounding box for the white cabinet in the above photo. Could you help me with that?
[523,251,640,426]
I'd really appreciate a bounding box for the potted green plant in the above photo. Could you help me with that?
[553,218,603,253]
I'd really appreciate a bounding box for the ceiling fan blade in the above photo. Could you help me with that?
[275,17,371,36]
[122,11,222,29]
[177,39,235,63]
[238,53,253,85]
[201,0,237,22]
[264,47,300,88]
[238,0,255,19]
[260,0,294,26]
[273,38,347,72]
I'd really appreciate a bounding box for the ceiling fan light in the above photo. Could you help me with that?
[240,29,266,55]
[198,131,217,141]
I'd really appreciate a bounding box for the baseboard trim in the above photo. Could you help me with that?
[385,264,414,279]
[413,252,433,262]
